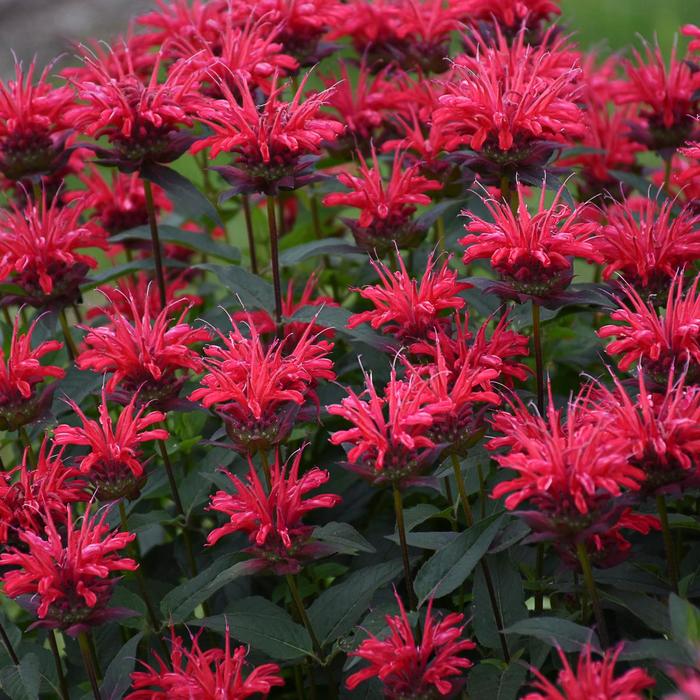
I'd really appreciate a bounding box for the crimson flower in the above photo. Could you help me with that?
[456,0,561,33]
[0,315,64,430]
[615,41,700,155]
[488,391,646,544]
[190,315,335,454]
[0,59,75,182]
[597,198,700,293]
[66,46,200,171]
[0,504,137,635]
[327,369,443,486]
[207,447,340,574]
[676,140,700,211]
[127,624,284,699]
[0,440,85,549]
[460,183,599,304]
[598,273,700,383]
[77,290,209,406]
[348,252,468,342]
[0,194,108,308]
[347,592,475,699]
[434,28,585,182]
[666,667,700,700]
[324,147,441,253]
[523,644,655,700]
[193,72,344,196]
[54,390,168,501]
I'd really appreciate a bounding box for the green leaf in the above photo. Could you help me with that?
[181,446,236,516]
[100,633,143,700]
[609,170,664,198]
[312,522,376,555]
[468,661,527,700]
[143,163,222,225]
[113,225,240,263]
[669,594,700,644]
[0,653,40,700]
[81,259,155,290]
[414,513,504,604]
[473,552,528,652]
[198,263,274,310]
[504,617,599,652]
[279,238,365,265]
[193,597,313,660]
[160,556,252,622]
[618,638,693,665]
[602,591,670,634]
[51,367,102,413]
[309,559,404,644]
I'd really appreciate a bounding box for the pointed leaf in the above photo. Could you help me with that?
[279,238,365,265]
[100,633,143,700]
[0,653,40,700]
[468,661,527,700]
[199,263,275,310]
[504,617,599,652]
[312,522,376,555]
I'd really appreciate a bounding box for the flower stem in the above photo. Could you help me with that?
[157,437,198,577]
[656,495,679,594]
[392,481,417,609]
[266,195,283,327]
[663,155,674,197]
[286,574,322,658]
[18,426,35,466]
[576,541,609,647]
[310,188,322,240]
[531,302,544,415]
[48,630,69,700]
[59,308,79,362]
[78,631,102,700]
[241,195,259,275]
[451,453,473,527]
[143,178,167,310]
[435,215,446,252]
[534,543,545,614]
[259,450,272,491]
[0,622,18,665]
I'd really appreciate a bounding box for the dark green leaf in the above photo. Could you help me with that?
[669,594,700,644]
[193,597,313,660]
[82,259,157,290]
[113,225,240,263]
[414,513,504,604]
[609,170,664,198]
[100,633,143,700]
[279,238,365,265]
[199,263,274,310]
[504,617,599,653]
[312,522,376,555]
[51,367,102,413]
[619,639,693,665]
[468,661,528,700]
[602,591,670,634]
[0,653,40,700]
[309,559,404,644]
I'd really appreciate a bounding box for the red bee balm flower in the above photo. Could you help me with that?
[598,273,700,383]
[347,592,475,699]
[460,183,598,303]
[127,625,284,699]
[54,390,169,501]
[207,448,340,574]
[0,316,64,430]
[0,440,85,549]
[190,316,335,454]
[523,644,655,700]
[66,47,200,171]
[456,0,561,31]
[0,194,108,308]
[77,290,209,406]
[0,504,137,635]
[193,73,344,195]
[327,369,443,486]
[0,59,75,182]
[348,253,469,342]
[597,199,700,292]
[324,148,441,254]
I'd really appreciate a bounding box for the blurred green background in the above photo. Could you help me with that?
[561,0,698,53]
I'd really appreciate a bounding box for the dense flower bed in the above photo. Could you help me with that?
[0,0,698,698]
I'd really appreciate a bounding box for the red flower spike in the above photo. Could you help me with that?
[683,24,700,53]
[488,389,646,543]
[66,45,201,171]
[324,147,441,253]
[523,644,655,700]
[666,666,700,700]
[460,182,599,303]
[126,624,284,699]
[192,72,344,196]
[327,368,442,486]
[0,439,85,549]
[207,447,340,574]
[598,273,700,383]
[54,390,169,501]
[0,315,65,430]
[347,252,469,342]
[0,194,108,308]
[190,315,335,454]
[0,503,137,635]
[76,289,209,407]
[0,58,75,182]
[597,198,700,292]
[456,0,561,30]
[346,591,475,699]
